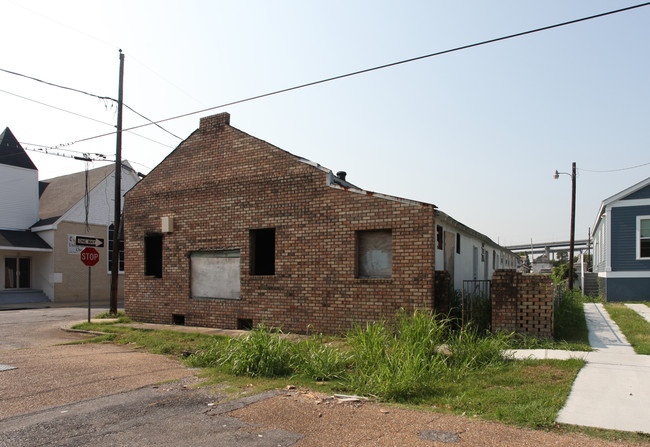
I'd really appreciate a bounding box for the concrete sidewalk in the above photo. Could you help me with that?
[626,303,650,324]
[509,302,650,433]
[555,303,650,434]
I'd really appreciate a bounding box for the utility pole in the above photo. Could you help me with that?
[110,50,124,314]
[554,162,577,290]
[568,162,576,290]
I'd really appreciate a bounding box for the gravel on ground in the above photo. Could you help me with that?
[230,390,646,446]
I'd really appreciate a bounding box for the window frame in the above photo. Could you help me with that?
[637,215,650,260]
[436,225,443,250]
[356,229,393,279]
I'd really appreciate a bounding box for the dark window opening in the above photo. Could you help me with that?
[436,225,443,250]
[357,229,392,278]
[172,314,185,325]
[456,233,461,254]
[145,234,163,278]
[250,228,275,275]
[108,224,124,273]
[237,318,253,330]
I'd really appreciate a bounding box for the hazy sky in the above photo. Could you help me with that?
[1,1,649,247]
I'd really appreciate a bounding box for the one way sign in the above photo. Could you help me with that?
[75,236,105,248]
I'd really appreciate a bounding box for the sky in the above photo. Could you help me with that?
[1,0,649,247]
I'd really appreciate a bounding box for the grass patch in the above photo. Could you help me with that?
[73,312,590,436]
[425,359,584,428]
[603,303,650,355]
[554,288,590,346]
[92,310,132,323]
[71,322,220,355]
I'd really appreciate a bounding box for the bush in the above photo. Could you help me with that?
[218,324,295,377]
[292,336,350,381]
[554,287,589,343]
[342,310,510,401]
[188,310,513,402]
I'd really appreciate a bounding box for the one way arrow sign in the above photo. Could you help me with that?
[76,236,105,248]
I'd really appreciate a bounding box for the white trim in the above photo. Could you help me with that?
[637,215,650,260]
[591,177,650,236]
[31,221,60,232]
[605,206,612,271]
[602,177,650,207]
[598,271,650,278]
[0,246,52,252]
[611,198,650,208]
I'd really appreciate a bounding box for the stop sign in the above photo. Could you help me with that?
[80,247,100,267]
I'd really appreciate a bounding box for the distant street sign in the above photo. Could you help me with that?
[80,247,100,267]
[76,236,104,248]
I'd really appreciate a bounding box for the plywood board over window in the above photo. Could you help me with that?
[357,230,392,278]
[191,250,240,299]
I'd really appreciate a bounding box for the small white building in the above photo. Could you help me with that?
[434,210,519,290]
[0,127,139,305]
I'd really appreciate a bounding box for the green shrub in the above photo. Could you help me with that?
[342,309,509,401]
[219,324,295,377]
[292,336,350,381]
[554,288,589,344]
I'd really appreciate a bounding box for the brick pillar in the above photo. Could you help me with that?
[491,270,519,333]
[491,270,554,338]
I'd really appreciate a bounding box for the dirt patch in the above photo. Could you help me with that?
[230,390,642,446]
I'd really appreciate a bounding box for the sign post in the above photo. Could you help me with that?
[81,247,100,322]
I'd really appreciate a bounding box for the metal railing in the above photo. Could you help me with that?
[461,280,492,332]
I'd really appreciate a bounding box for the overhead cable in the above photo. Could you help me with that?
[580,161,650,173]
[0,67,182,140]
[20,1,650,150]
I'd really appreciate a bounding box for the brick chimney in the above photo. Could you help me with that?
[200,112,230,132]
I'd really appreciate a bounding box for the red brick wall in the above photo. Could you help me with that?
[491,270,553,338]
[124,113,436,334]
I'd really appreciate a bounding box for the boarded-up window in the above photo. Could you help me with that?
[357,230,392,278]
[191,250,240,299]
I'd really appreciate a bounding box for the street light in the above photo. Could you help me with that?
[554,162,577,290]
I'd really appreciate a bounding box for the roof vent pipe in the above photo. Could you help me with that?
[336,171,347,181]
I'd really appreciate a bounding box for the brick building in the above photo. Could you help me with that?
[124,113,440,333]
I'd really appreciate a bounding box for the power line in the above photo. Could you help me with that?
[0,88,114,126]
[0,88,175,149]
[0,66,182,140]
[120,1,650,133]
[580,161,650,173]
[22,146,146,177]
[22,1,650,151]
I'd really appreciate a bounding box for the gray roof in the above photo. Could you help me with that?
[0,127,37,170]
[0,229,51,251]
[38,164,115,220]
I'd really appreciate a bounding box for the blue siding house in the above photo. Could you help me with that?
[592,177,650,301]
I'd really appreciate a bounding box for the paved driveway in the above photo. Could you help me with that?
[0,307,102,351]
[0,308,193,418]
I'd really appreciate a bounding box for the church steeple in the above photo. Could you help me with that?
[0,127,37,170]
